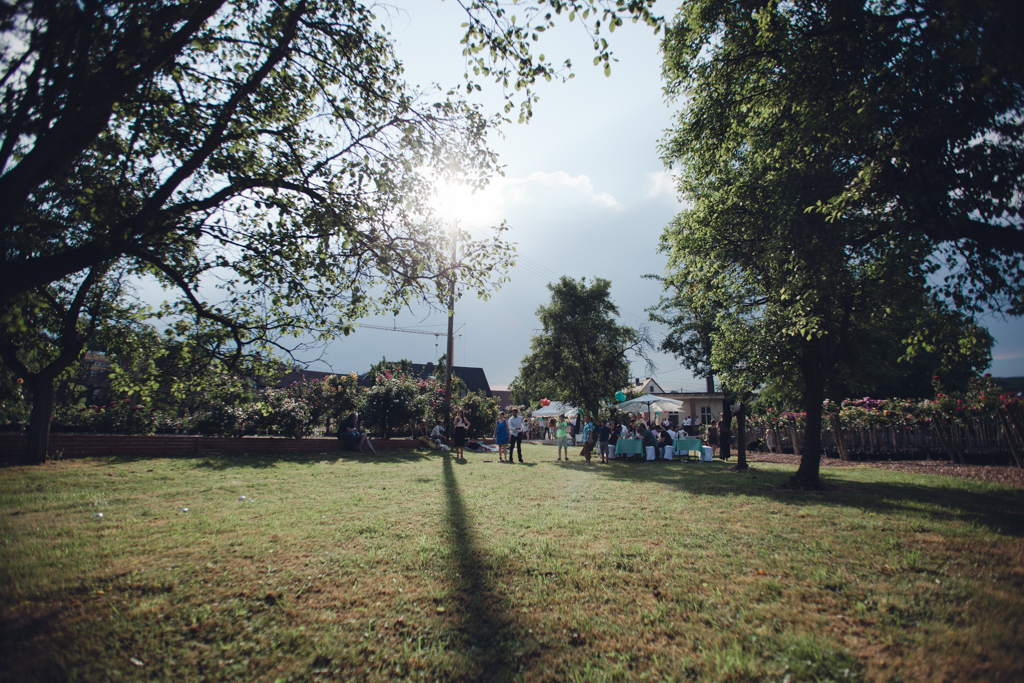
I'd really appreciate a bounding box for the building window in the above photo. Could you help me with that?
[700,406,713,424]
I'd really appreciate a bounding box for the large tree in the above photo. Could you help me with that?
[0,0,662,462]
[511,277,652,421]
[657,0,1023,486]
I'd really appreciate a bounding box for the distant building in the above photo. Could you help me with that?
[653,391,725,425]
[492,390,512,409]
[277,362,494,398]
[622,377,724,425]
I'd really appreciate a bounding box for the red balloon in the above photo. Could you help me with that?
[541,398,550,406]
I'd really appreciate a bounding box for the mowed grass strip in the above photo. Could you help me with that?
[1,445,1022,682]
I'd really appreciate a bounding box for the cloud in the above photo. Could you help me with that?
[644,170,680,200]
[431,170,624,229]
[524,171,624,210]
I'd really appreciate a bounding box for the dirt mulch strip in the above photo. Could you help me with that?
[742,451,1024,488]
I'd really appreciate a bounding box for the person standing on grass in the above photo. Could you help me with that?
[598,419,611,463]
[581,415,595,453]
[494,411,510,461]
[507,408,525,463]
[707,419,719,458]
[453,408,470,459]
[556,414,569,460]
[608,419,620,460]
[338,411,375,453]
[766,428,776,453]
[548,417,556,441]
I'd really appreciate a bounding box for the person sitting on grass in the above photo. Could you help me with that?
[430,419,447,446]
[338,411,375,453]
[416,421,438,450]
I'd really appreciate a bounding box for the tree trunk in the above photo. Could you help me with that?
[791,382,824,487]
[788,417,801,456]
[720,398,732,460]
[735,403,748,471]
[24,376,56,464]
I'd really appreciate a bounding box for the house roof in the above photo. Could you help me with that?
[408,363,493,397]
[277,363,493,397]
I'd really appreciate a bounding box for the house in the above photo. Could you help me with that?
[623,378,724,425]
[653,391,725,425]
[634,378,665,394]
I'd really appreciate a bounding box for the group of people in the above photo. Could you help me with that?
[337,408,730,463]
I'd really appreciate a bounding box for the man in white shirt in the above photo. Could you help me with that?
[683,415,693,436]
[430,420,447,446]
[507,408,525,462]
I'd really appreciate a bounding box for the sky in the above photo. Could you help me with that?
[293,1,1024,389]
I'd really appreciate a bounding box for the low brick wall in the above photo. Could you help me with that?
[0,434,418,461]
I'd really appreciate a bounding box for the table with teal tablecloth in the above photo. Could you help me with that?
[614,439,643,457]
[673,438,704,459]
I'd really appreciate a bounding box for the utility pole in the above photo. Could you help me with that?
[444,221,457,436]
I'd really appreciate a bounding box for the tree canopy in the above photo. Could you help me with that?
[0,0,663,462]
[656,0,1022,486]
[511,277,651,420]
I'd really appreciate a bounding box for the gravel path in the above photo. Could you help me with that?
[743,451,1024,488]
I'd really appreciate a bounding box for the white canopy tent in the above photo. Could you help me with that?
[530,401,578,419]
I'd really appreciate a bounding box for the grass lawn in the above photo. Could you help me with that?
[1,444,1022,682]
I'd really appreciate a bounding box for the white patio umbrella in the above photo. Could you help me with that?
[614,395,685,422]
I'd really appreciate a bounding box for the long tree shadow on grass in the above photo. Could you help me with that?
[592,460,1024,538]
[439,453,519,681]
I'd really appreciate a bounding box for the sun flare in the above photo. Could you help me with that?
[429,180,503,229]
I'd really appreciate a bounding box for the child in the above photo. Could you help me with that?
[556,414,569,461]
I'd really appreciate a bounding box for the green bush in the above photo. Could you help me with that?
[458,391,499,439]
[359,372,424,438]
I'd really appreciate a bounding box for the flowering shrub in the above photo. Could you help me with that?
[360,372,426,438]
[288,372,361,433]
[748,374,1024,434]
[457,390,499,438]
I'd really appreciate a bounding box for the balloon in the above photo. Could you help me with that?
[541,398,550,407]
[614,391,626,402]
